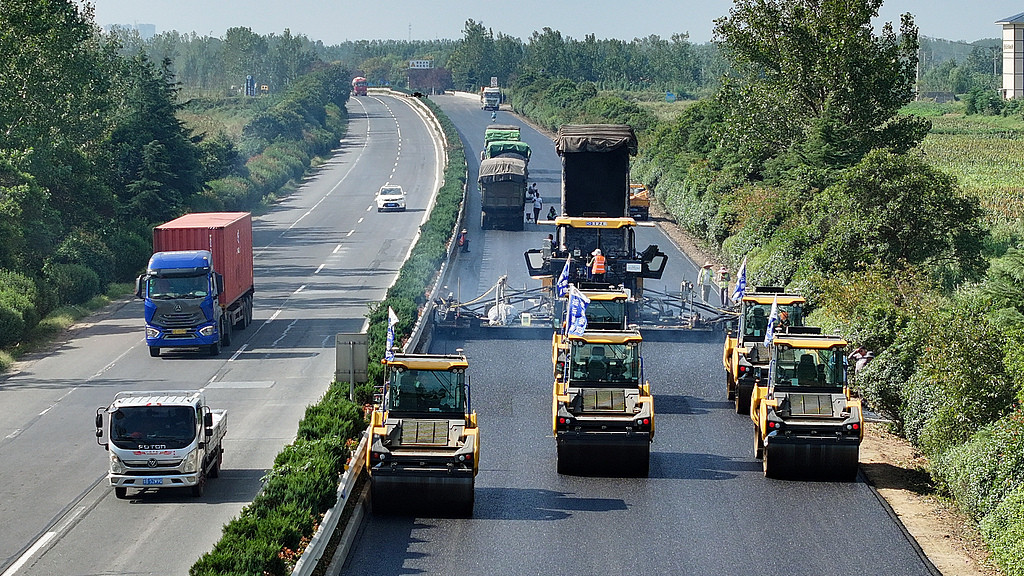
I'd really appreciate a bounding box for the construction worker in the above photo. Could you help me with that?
[716,265,730,305]
[588,249,606,282]
[697,261,713,302]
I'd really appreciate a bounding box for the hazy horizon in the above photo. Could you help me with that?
[86,1,1016,46]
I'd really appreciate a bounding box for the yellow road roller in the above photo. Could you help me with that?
[553,328,653,476]
[723,287,806,415]
[367,352,478,515]
[751,326,861,480]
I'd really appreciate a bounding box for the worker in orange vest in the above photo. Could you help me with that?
[589,248,606,282]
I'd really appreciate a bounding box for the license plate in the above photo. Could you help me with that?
[171,329,187,335]
[143,478,164,485]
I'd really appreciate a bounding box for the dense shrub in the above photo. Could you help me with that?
[0,269,41,331]
[100,228,151,282]
[191,381,365,576]
[43,262,99,306]
[0,306,25,348]
[980,482,1024,576]
[52,230,116,289]
[933,407,1024,521]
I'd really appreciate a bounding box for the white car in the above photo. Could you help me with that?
[375,185,407,212]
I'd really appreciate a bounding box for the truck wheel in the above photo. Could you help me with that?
[735,387,751,415]
[149,347,160,358]
[114,487,128,499]
[208,340,220,356]
[209,449,221,479]
[753,425,763,459]
[221,321,231,347]
[480,212,489,229]
[191,477,205,497]
[726,371,734,400]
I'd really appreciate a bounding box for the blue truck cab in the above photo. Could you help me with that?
[137,250,232,357]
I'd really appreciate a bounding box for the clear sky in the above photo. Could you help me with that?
[85,0,1017,45]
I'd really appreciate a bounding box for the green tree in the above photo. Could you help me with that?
[712,0,930,173]
[805,149,987,282]
[448,20,495,91]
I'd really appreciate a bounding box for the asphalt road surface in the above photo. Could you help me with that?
[0,93,443,576]
[338,94,937,576]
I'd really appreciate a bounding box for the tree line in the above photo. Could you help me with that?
[0,0,349,350]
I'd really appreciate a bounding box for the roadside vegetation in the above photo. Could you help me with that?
[0,0,350,369]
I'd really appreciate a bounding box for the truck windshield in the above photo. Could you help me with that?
[578,299,626,329]
[110,405,198,449]
[568,341,640,385]
[148,275,208,299]
[773,347,843,388]
[386,369,465,414]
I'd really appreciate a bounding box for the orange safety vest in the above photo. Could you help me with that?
[591,254,606,274]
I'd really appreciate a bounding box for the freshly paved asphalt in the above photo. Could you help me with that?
[339,94,937,576]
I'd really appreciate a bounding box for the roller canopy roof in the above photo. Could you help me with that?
[555,124,638,156]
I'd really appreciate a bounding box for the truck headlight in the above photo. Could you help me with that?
[182,449,198,473]
[198,325,216,337]
[110,454,126,474]
[146,327,160,338]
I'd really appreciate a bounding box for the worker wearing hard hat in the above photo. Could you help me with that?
[588,249,606,282]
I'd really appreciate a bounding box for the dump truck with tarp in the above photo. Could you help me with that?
[482,140,531,164]
[553,328,652,476]
[483,125,521,147]
[479,156,529,230]
[751,326,861,480]
[367,353,478,515]
[723,287,806,415]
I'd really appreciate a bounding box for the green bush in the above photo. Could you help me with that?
[43,262,99,306]
[980,482,1024,576]
[0,305,25,348]
[191,380,365,576]
[933,408,1024,521]
[52,229,116,289]
[101,228,152,282]
[0,269,41,332]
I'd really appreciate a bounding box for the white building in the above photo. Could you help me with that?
[998,12,1024,99]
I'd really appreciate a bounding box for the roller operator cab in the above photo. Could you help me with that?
[551,285,634,368]
[553,329,653,476]
[751,327,862,480]
[95,391,226,499]
[723,287,807,415]
[368,353,478,516]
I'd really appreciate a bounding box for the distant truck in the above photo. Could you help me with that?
[136,212,255,357]
[479,157,528,230]
[482,140,531,164]
[483,125,520,147]
[481,87,501,110]
[352,76,368,96]
[95,390,227,499]
[628,183,651,220]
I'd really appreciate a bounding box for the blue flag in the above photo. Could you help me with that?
[763,295,779,347]
[385,306,399,361]
[556,257,571,298]
[731,257,747,303]
[566,286,591,336]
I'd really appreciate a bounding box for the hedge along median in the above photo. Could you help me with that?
[189,93,466,576]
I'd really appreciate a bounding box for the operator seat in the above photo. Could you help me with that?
[796,354,818,385]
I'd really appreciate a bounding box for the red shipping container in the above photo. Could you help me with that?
[153,212,254,308]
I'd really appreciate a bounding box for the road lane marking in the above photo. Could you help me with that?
[267,310,282,323]
[333,244,342,254]
[357,217,364,224]
[347,230,354,237]
[315,264,325,274]
[228,344,248,362]
[2,531,56,576]
[294,285,306,294]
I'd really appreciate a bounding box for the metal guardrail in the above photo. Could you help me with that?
[291,432,368,576]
